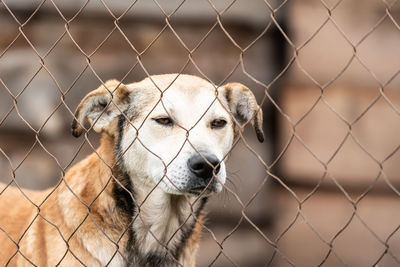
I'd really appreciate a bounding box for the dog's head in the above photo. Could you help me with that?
[72,74,263,196]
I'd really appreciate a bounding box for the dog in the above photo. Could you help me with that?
[0,74,264,266]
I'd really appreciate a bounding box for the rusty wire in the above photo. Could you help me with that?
[0,0,400,266]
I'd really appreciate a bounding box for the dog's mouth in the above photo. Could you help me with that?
[185,182,222,196]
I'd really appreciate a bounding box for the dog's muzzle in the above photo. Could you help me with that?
[186,152,221,194]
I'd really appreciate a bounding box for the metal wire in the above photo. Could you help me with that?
[0,0,400,266]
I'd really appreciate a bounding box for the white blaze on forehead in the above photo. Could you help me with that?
[160,88,226,128]
[126,74,226,122]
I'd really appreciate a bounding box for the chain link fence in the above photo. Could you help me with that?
[1,0,400,266]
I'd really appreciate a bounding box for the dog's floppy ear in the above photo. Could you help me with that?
[71,79,131,137]
[218,82,264,142]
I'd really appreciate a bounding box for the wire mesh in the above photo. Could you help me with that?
[0,0,400,266]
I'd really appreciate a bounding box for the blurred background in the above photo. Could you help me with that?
[1,0,400,266]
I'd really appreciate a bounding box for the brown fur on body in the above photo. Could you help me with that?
[0,74,263,266]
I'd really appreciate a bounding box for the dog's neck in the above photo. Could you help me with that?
[94,134,206,265]
[128,183,205,265]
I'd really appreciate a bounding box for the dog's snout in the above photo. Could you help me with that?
[188,153,221,180]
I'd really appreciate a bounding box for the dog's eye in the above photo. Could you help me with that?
[154,117,173,126]
[211,119,227,129]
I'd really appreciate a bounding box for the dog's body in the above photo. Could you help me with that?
[0,74,263,266]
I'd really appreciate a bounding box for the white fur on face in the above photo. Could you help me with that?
[120,76,234,195]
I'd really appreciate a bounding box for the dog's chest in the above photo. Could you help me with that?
[124,188,203,266]
[83,241,126,266]
[133,192,194,253]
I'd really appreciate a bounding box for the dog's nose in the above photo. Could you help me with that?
[188,153,221,181]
